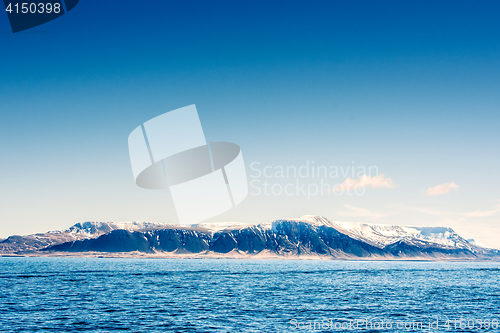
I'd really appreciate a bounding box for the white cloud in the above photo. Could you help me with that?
[463,205,500,217]
[426,182,459,196]
[403,204,500,219]
[411,206,454,217]
[463,210,498,217]
[334,174,395,192]
[336,204,391,219]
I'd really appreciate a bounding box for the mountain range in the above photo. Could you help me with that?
[1,216,498,260]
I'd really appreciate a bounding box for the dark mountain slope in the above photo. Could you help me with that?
[42,220,499,259]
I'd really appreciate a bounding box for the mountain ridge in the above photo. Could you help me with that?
[2,216,498,259]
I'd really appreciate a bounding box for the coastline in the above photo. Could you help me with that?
[2,250,499,262]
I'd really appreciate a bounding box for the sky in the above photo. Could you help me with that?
[0,0,499,247]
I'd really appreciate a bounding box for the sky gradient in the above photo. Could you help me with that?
[1,1,499,247]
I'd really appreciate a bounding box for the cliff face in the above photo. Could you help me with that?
[0,221,170,253]
[207,221,385,257]
[47,229,211,254]
[41,220,499,259]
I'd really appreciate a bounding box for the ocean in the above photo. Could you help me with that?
[0,258,499,332]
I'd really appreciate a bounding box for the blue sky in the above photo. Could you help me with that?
[1,0,499,247]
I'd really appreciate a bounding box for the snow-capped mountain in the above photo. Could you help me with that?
[1,216,498,259]
[67,221,170,236]
[0,221,169,253]
[288,215,478,251]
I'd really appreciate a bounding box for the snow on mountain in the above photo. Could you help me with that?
[0,221,170,253]
[66,221,170,236]
[286,215,476,250]
[189,222,254,232]
[49,217,499,253]
[1,216,497,257]
[43,218,499,259]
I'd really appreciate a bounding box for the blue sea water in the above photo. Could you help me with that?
[0,258,499,332]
